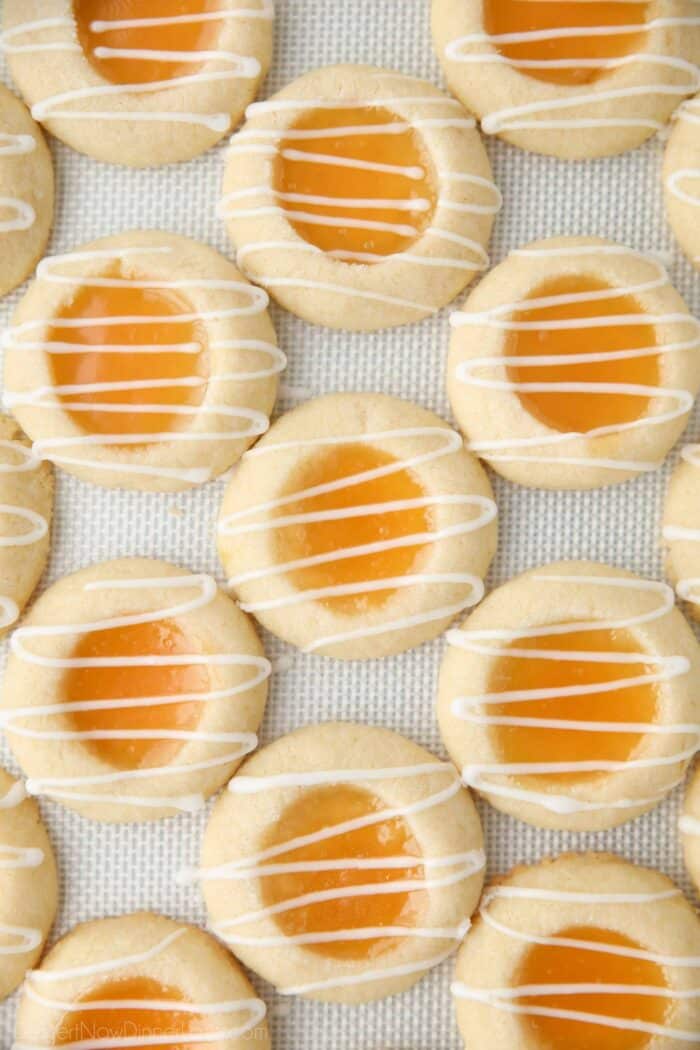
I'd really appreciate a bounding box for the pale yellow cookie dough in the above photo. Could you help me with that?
[447,236,700,490]
[222,64,497,330]
[453,853,700,1050]
[0,767,57,1001]
[0,414,53,635]
[14,912,270,1050]
[438,561,700,833]
[681,763,700,892]
[664,95,700,267]
[2,557,269,823]
[218,392,498,661]
[0,83,53,299]
[200,722,485,1005]
[5,230,280,493]
[3,0,273,167]
[664,446,700,620]
[432,0,697,159]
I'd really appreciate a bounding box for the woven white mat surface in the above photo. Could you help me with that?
[0,1,698,1047]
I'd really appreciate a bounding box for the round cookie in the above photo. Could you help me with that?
[218,392,498,660]
[453,853,700,1050]
[0,768,57,1001]
[0,414,53,634]
[664,445,700,620]
[4,229,281,492]
[438,561,700,832]
[665,93,700,268]
[432,0,698,159]
[14,912,270,1049]
[2,0,274,167]
[1,557,270,823]
[681,763,700,893]
[199,722,486,1005]
[447,236,700,490]
[0,83,53,299]
[222,64,499,330]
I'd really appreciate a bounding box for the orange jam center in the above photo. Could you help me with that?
[55,976,213,1050]
[49,265,207,439]
[273,443,432,614]
[506,274,659,434]
[273,105,437,262]
[483,1,649,86]
[73,0,224,86]
[63,618,208,770]
[260,784,426,961]
[514,925,669,1050]
[488,624,658,785]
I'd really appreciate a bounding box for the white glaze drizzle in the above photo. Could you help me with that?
[3,246,284,484]
[13,927,267,1050]
[664,444,700,605]
[0,780,45,959]
[666,98,700,236]
[680,814,700,837]
[0,438,50,631]
[0,130,37,234]
[222,94,501,308]
[218,425,497,653]
[0,2,274,134]
[453,884,700,1042]
[444,15,700,136]
[3,573,272,812]
[192,762,484,994]
[447,574,698,815]
[450,245,700,473]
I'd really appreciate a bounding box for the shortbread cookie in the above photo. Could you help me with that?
[200,723,485,1004]
[432,0,697,159]
[448,236,700,490]
[2,558,270,823]
[4,230,281,492]
[438,561,700,832]
[222,64,499,330]
[3,0,274,167]
[0,415,53,634]
[453,853,700,1049]
[0,769,57,1001]
[14,913,270,1049]
[218,393,498,660]
[664,445,700,620]
[665,95,700,267]
[0,83,53,299]
[681,764,700,892]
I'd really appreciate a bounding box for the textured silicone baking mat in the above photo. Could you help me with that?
[0,1,699,1047]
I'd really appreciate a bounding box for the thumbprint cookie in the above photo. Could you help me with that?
[2,0,274,167]
[438,561,700,832]
[447,236,700,490]
[198,722,485,1004]
[4,230,281,492]
[0,415,53,635]
[221,64,499,331]
[681,764,700,893]
[664,445,700,620]
[14,912,270,1049]
[432,0,698,159]
[218,392,498,661]
[0,83,53,300]
[1,557,270,823]
[453,853,700,1050]
[0,768,57,1001]
[665,94,700,268]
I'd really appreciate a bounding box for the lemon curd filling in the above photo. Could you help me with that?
[74,0,225,86]
[483,1,650,87]
[260,784,426,961]
[506,275,659,434]
[273,105,437,261]
[273,443,433,613]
